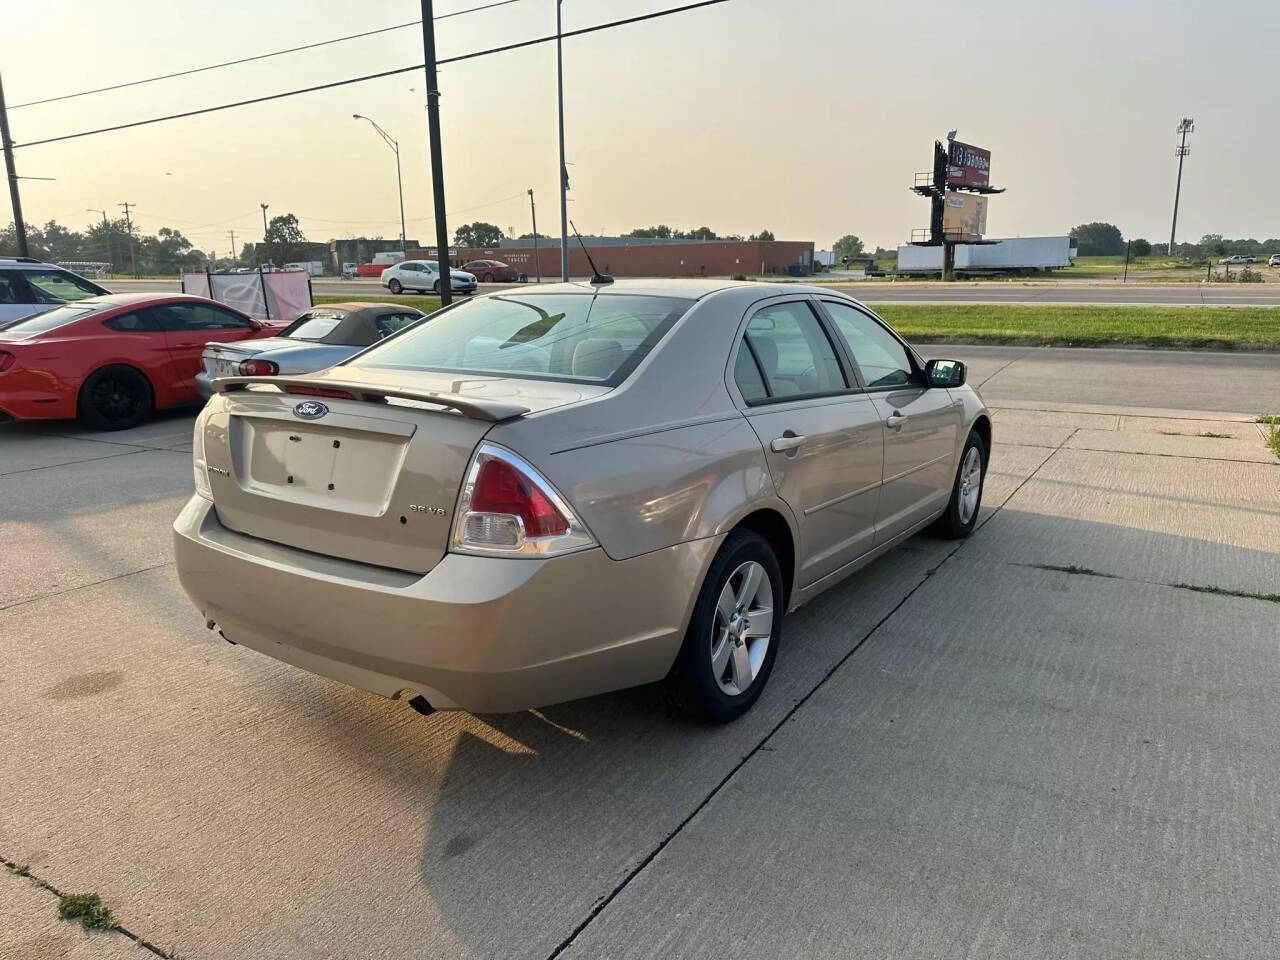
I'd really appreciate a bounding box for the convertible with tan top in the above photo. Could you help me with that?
[174,279,990,722]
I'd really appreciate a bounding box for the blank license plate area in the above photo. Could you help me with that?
[237,418,409,516]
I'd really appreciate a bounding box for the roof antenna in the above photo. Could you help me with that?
[570,221,613,285]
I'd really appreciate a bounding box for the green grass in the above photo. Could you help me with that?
[314,293,442,313]
[1171,583,1280,604]
[874,304,1280,350]
[1054,255,1209,280]
[58,893,116,931]
[1260,415,1280,458]
[313,295,1279,351]
[1031,564,1117,578]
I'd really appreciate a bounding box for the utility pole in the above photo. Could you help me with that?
[228,229,237,265]
[528,188,541,283]
[86,208,111,272]
[119,201,136,277]
[0,72,28,258]
[556,0,569,281]
[1169,118,1194,258]
[260,203,269,265]
[420,0,453,305]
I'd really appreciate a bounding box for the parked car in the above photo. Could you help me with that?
[0,294,284,429]
[341,262,358,279]
[462,259,519,283]
[381,260,476,295]
[1268,254,1280,267]
[195,302,426,399]
[175,280,990,723]
[1218,254,1253,265]
[0,257,111,330]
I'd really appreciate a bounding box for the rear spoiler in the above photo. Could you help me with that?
[213,376,529,423]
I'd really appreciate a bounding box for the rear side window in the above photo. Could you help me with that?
[22,269,105,303]
[742,302,846,399]
[0,271,22,304]
[103,311,158,332]
[2,304,95,335]
[734,345,769,403]
[153,303,252,331]
[375,313,421,338]
[352,293,690,385]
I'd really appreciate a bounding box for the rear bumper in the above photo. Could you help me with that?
[173,495,718,713]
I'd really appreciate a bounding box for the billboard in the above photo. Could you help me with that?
[943,191,988,241]
[946,140,991,188]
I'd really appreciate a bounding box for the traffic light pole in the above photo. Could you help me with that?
[0,73,29,258]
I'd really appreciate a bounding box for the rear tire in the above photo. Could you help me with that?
[665,529,783,723]
[388,278,403,294]
[932,429,986,539]
[78,365,153,431]
[483,272,495,283]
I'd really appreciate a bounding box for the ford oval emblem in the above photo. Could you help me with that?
[293,400,329,420]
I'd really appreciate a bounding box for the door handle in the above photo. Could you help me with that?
[175,342,199,348]
[771,434,807,453]
[886,411,907,431]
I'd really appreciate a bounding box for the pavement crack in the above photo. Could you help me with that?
[2,853,179,958]
[0,448,149,478]
[976,352,1025,388]
[546,426,1081,959]
[0,562,174,612]
[1005,561,1280,605]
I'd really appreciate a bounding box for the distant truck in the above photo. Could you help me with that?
[283,261,325,277]
[896,236,1077,276]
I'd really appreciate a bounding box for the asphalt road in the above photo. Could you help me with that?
[3,347,1279,958]
[104,276,1280,306]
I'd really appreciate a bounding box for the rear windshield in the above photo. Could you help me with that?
[350,293,691,385]
[279,310,345,341]
[3,304,95,336]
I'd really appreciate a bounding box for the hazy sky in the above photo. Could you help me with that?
[6,0,1278,255]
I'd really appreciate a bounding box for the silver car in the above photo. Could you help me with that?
[174,280,990,723]
[195,303,425,400]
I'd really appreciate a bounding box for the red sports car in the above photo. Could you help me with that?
[0,293,285,430]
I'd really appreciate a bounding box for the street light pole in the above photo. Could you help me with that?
[86,208,111,272]
[354,114,407,256]
[420,0,453,305]
[1169,118,1193,257]
[259,203,269,265]
[0,72,28,257]
[556,0,569,281]
[528,188,541,283]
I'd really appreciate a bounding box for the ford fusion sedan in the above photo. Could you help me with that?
[381,260,476,296]
[0,294,282,429]
[196,302,425,400]
[174,280,990,722]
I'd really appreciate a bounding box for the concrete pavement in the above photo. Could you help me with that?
[103,276,1280,306]
[2,347,1278,958]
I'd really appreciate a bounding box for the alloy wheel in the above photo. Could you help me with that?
[710,560,774,696]
[90,372,143,425]
[958,445,983,524]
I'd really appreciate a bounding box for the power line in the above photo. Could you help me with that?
[11,1,733,150]
[6,0,527,111]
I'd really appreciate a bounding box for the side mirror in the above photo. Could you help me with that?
[926,358,966,388]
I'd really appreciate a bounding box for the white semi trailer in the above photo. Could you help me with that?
[895,236,1077,275]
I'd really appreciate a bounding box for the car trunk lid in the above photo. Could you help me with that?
[201,368,605,573]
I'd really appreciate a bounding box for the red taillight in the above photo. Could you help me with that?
[238,358,279,376]
[0,351,13,373]
[471,456,568,537]
[285,385,355,400]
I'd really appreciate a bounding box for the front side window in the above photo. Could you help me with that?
[741,302,845,399]
[22,269,106,303]
[351,293,690,385]
[280,310,346,341]
[823,301,917,389]
[0,271,21,304]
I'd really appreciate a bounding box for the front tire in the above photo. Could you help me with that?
[433,279,441,294]
[78,365,153,431]
[933,429,987,539]
[666,529,783,723]
[388,278,403,294]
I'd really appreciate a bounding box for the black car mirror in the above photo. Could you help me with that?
[926,358,966,388]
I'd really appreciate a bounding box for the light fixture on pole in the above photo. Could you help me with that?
[1169,118,1194,256]
[354,114,407,255]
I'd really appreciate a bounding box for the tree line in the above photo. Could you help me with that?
[1,212,315,275]
[1069,222,1280,259]
[453,221,779,247]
